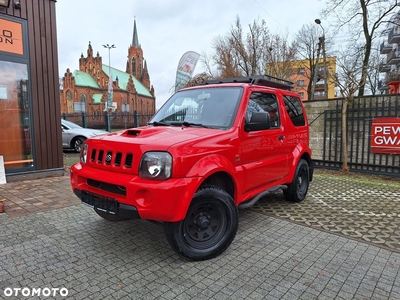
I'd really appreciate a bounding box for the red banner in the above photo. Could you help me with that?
[371,117,400,154]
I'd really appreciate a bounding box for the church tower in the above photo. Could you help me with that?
[126,20,151,90]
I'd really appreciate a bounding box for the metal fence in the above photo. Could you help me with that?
[62,111,155,131]
[314,95,400,177]
[64,96,400,178]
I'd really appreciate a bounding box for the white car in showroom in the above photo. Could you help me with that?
[61,119,108,152]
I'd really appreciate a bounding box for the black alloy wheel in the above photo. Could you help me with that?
[164,186,238,261]
[283,158,310,202]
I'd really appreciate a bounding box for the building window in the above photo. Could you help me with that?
[74,94,86,112]
[299,92,304,99]
[0,61,33,171]
[314,91,327,97]
[297,80,305,86]
[298,68,305,74]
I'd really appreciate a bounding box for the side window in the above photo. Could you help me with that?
[283,95,306,126]
[247,92,280,128]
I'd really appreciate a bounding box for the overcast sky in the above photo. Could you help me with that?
[56,0,328,109]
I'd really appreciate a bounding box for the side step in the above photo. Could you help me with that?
[238,185,287,210]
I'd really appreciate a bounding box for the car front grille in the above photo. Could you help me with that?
[90,148,134,169]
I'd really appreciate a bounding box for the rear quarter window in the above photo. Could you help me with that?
[283,95,306,126]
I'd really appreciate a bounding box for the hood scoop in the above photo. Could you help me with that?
[124,129,141,137]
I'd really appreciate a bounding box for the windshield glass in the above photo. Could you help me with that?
[150,87,243,129]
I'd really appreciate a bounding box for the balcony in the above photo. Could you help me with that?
[315,82,326,90]
[379,63,391,72]
[387,50,400,65]
[388,28,400,44]
[387,72,400,83]
[380,42,392,54]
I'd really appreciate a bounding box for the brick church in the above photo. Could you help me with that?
[60,20,155,119]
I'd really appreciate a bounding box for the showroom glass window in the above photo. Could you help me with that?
[0,15,33,172]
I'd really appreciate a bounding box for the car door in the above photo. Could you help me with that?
[239,90,292,192]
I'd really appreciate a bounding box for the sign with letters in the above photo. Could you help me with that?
[0,17,23,55]
[371,117,400,154]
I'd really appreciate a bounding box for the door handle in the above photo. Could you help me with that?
[278,135,285,141]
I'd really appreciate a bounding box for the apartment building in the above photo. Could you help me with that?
[379,15,400,94]
[267,56,336,100]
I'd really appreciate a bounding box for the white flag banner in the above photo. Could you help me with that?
[174,51,200,92]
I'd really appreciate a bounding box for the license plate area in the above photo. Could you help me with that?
[81,190,118,214]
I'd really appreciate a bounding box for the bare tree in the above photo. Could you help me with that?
[207,16,297,78]
[184,72,215,87]
[295,23,322,100]
[265,33,298,79]
[323,0,400,96]
[335,47,366,172]
[365,47,382,95]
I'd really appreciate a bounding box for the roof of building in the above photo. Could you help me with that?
[72,66,152,98]
[73,71,100,88]
[102,65,152,97]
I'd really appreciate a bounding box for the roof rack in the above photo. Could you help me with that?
[203,74,294,91]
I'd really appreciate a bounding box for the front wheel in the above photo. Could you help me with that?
[283,159,310,202]
[72,137,85,153]
[164,186,238,261]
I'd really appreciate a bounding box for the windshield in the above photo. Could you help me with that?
[149,87,243,129]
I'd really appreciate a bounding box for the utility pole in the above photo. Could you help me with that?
[310,39,322,100]
[102,43,115,131]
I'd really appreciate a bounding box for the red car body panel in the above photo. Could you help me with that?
[70,80,312,222]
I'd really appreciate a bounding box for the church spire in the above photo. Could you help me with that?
[132,18,140,47]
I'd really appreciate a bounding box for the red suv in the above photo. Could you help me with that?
[70,75,313,261]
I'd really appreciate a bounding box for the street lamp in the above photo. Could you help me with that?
[102,43,115,131]
[315,19,328,98]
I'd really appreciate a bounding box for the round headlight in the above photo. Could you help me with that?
[139,152,172,180]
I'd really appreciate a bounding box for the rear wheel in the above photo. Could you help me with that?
[283,159,310,202]
[94,208,129,222]
[164,186,238,261]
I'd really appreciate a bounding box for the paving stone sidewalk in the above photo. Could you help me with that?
[0,170,399,299]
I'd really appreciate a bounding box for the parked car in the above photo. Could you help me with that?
[61,119,108,152]
[70,75,313,261]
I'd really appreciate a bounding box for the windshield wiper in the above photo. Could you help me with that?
[181,121,210,128]
[148,121,169,126]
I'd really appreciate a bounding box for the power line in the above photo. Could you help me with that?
[252,0,285,29]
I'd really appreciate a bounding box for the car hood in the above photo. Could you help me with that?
[67,128,108,137]
[93,125,223,150]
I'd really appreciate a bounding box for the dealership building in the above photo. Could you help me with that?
[0,0,63,182]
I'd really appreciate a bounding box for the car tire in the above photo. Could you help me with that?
[283,159,310,202]
[72,137,85,153]
[164,185,238,261]
[94,208,129,222]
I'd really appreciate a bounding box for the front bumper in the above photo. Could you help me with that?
[70,163,202,222]
[73,189,140,219]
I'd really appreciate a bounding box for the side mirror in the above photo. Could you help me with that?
[245,112,271,132]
